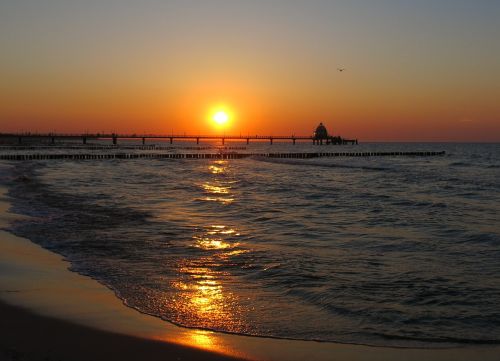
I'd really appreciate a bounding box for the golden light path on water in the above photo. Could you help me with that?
[165,159,248,353]
[197,160,237,204]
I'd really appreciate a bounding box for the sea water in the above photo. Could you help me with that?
[2,142,500,347]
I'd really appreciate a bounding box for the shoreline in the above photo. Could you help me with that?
[1,179,499,360]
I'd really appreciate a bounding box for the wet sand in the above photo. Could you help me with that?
[1,183,499,361]
[0,300,243,361]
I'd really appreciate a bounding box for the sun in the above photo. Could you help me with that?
[213,111,229,125]
[207,105,234,131]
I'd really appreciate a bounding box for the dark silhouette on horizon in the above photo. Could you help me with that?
[314,123,329,139]
[0,130,358,146]
[313,122,357,145]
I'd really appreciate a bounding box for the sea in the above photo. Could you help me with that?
[1,141,499,347]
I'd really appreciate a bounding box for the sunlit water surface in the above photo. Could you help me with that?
[2,142,500,347]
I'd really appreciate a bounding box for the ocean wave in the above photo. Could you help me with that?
[2,143,500,347]
[250,156,393,171]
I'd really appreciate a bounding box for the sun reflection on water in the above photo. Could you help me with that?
[200,196,234,204]
[173,263,238,331]
[164,328,246,360]
[194,237,233,250]
[209,163,225,174]
[194,225,241,251]
[169,222,249,337]
[156,328,236,357]
[202,184,230,194]
[186,329,215,348]
[200,182,234,203]
[165,160,251,344]
[198,160,236,205]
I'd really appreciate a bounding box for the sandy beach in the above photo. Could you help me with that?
[0,300,243,361]
[1,183,499,361]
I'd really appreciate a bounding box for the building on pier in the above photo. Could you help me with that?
[313,122,336,144]
[313,122,329,140]
[312,122,355,145]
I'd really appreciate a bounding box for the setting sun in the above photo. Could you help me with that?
[213,111,229,125]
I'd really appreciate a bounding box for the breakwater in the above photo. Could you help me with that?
[0,151,445,161]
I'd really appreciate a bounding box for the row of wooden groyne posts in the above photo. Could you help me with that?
[0,145,247,151]
[0,151,445,161]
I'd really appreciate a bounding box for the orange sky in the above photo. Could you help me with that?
[1,1,499,141]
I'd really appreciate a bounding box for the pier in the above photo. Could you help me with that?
[0,151,445,161]
[0,133,358,145]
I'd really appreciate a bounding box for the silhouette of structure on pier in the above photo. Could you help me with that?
[313,122,357,145]
[314,123,328,140]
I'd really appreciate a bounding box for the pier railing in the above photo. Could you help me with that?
[0,133,358,145]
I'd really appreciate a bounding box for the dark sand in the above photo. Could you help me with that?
[0,300,245,361]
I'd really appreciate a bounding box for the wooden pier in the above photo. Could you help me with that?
[0,133,358,145]
[0,151,445,161]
